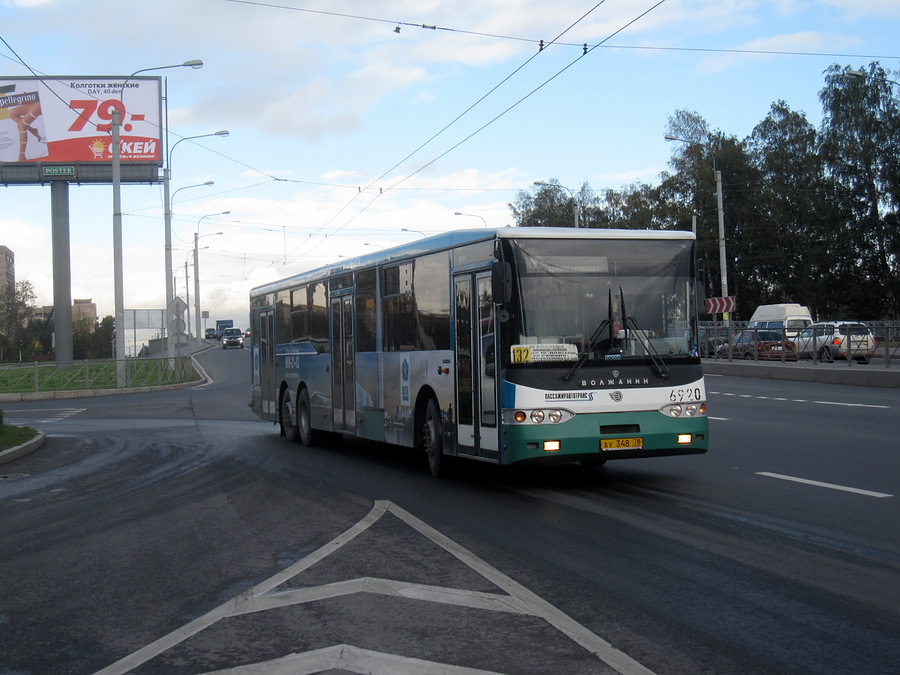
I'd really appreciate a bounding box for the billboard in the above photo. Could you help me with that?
[0,76,163,184]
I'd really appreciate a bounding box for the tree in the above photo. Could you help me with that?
[661,111,760,315]
[509,179,606,228]
[819,62,900,318]
[0,280,36,362]
[94,316,115,359]
[745,101,843,318]
[71,315,114,359]
[601,182,673,230]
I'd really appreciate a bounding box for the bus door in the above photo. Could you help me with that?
[258,307,277,419]
[330,294,356,433]
[453,271,498,457]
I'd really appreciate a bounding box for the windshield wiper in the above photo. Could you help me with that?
[562,289,612,382]
[620,287,670,379]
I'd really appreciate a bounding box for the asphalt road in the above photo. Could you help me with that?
[0,349,898,674]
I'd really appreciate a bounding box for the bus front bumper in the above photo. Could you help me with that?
[501,410,709,465]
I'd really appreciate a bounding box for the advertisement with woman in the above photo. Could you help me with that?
[0,76,161,166]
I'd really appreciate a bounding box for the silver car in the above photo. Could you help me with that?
[795,321,875,363]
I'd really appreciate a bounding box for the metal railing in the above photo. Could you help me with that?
[0,355,199,396]
[701,320,899,367]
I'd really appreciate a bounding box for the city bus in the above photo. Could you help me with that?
[249,227,708,477]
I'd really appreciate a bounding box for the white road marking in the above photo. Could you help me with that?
[708,392,890,409]
[757,472,893,498]
[205,644,502,674]
[812,400,890,409]
[3,408,85,424]
[96,500,655,675]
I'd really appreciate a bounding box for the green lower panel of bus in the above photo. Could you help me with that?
[501,410,709,465]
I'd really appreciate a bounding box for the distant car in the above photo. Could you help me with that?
[244,328,251,337]
[699,326,730,357]
[205,328,217,339]
[716,329,798,361]
[221,327,245,349]
[795,321,875,363]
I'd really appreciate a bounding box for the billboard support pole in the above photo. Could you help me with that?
[51,181,73,362]
[112,107,127,383]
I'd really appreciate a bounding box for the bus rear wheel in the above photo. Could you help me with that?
[422,399,444,478]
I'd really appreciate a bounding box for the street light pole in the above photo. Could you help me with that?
[163,129,228,358]
[665,135,729,302]
[715,168,728,301]
[454,211,488,228]
[194,212,229,339]
[112,59,202,381]
[533,181,580,228]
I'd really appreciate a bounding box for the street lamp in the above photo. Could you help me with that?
[401,228,426,237]
[163,129,228,358]
[665,134,729,304]
[194,211,229,339]
[454,211,488,228]
[112,59,202,377]
[533,181,580,228]
[847,69,900,87]
[167,181,214,341]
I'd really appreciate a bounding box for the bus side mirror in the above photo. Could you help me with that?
[492,262,512,304]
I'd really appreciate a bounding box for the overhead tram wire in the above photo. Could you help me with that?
[281,0,670,267]
[221,2,900,62]
[279,1,615,266]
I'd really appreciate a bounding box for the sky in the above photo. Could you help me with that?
[2,0,899,342]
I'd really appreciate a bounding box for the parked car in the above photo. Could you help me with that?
[221,327,245,349]
[699,326,731,357]
[204,328,217,339]
[716,329,798,361]
[795,321,875,363]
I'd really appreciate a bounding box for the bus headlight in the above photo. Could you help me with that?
[661,402,706,418]
[505,409,574,425]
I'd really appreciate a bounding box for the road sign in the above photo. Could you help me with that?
[168,296,188,316]
[705,296,736,314]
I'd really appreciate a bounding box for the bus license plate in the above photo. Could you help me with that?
[601,437,643,451]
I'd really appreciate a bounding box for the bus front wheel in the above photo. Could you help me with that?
[298,387,317,446]
[422,399,444,478]
[280,389,300,442]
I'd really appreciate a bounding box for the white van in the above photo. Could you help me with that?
[747,303,813,340]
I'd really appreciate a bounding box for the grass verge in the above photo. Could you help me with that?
[0,425,39,452]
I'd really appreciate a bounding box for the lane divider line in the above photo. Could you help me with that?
[757,472,893,498]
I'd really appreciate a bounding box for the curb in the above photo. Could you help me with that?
[702,359,900,388]
[0,430,45,466]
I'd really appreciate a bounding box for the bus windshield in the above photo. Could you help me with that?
[504,236,696,365]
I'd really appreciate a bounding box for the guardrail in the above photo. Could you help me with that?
[0,355,199,396]
[701,320,899,366]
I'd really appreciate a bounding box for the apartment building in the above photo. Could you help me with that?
[0,245,14,288]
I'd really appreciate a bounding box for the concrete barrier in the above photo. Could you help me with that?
[702,358,900,388]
